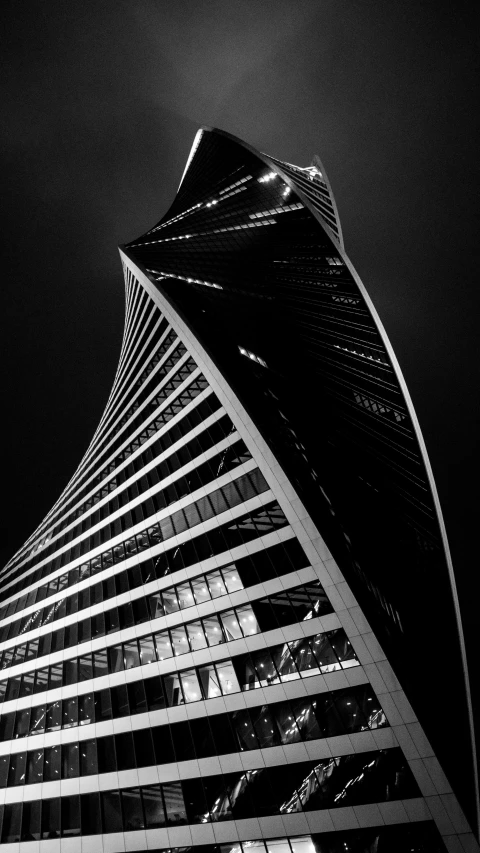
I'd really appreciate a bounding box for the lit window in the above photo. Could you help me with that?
[238,346,268,368]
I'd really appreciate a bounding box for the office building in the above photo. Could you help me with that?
[0,128,477,852]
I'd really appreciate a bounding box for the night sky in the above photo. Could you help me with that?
[2,3,479,723]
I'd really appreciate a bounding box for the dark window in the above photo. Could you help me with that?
[2,802,22,843]
[21,799,41,841]
[62,795,80,836]
[121,787,145,831]
[152,726,175,765]
[62,742,80,778]
[163,781,186,824]
[101,790,123,833]
[41,798,60,839]
[80,739,98,776]
[143,784,165,828]
[115,732,135,771]
[171,720,195,762]
[97,735,116,774]
[81,792,101,835]
[133,729,154,768]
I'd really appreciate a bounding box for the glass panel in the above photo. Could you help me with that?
[21,799,41,841]
[148,591,165,620]
[78,654,94,681]
[43,744,61,781]
[49,662,63,689]
[108,644,124,673]
[310,634,340,673]
[273,643,299,682]
[222,564,243,593]
[34,667,49,694]
[81,792,102,835]
[143,784,165,828]
[139,636,156,666]
[231,708,257,751]
[220,609,242,641]
[179,669,202,703]
[251,649,280,687]
[145,676,165,711]
[122,787,145,831]
[186,621,207,651]
[101,790,123,833]
[155,631,173,660]
[80,739,98,776]
[251,704,280,748]
[124,639,141,669]
[216,661,240,695]
[164,672,184,706]
[329,629,359,669]
[8,749,26,786]
[208,570,227,599]
[272,700,302,744]
[128,680,147,714]
[62,742,80,779]
[177,581,195,610]
[291,698,323,741]
[62,696,78,729]
[236,604,259,637]
[203,775,233,821]
[170,624,189,656]
[162,588,180,615]
[61,795,81,837]
[41,798,60,839]
[198,662,222,699]
[290,637,322,677]
[93,649,108,678]
[163,781,187,824]
[14,707,31,739]
[26,748,44,783]
[203,615,223,646]
[78,693,95,725]
[2,803,22,844]
[191,576,211,604]
[30,704,46,736]
[46,700,62,732]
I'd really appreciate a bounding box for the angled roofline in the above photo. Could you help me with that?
[172,125,479,830]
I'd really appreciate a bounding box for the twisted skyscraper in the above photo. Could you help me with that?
[0,129,477,852]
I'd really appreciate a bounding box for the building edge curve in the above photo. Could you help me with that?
[180,127,479,830]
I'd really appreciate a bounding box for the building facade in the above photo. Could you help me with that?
[0,128,477,852]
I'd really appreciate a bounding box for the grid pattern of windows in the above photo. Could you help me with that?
[0,685,387,789]
[2,128,470,849]
[121,128,478,840]
[0,629,359,741]
[0,373,213,593]
[0,749,418,839]
[0,536,306,656]
[0,580,331,702]
[0,435,249,632]
[0,392,223,601]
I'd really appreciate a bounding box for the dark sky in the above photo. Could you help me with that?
[2,2,479,715]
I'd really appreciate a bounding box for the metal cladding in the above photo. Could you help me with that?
[0,128,477,851]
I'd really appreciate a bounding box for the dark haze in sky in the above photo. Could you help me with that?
[2,2,479,719]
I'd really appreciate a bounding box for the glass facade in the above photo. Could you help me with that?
[0,128,475,851]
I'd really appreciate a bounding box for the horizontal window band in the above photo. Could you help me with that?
[0,533,306,671]
[0,374,213,594]
[0,748,419,840]
[0,627,359,743]
[0,577,331,702]
[0,431,246,632]
[0,684,387,789]
[0,391,221,602]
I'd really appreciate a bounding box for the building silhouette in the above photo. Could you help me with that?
[0,128,477,852]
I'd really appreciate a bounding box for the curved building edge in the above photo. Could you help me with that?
[186,126,479,827]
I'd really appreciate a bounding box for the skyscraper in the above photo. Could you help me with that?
[0,128,477,852]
